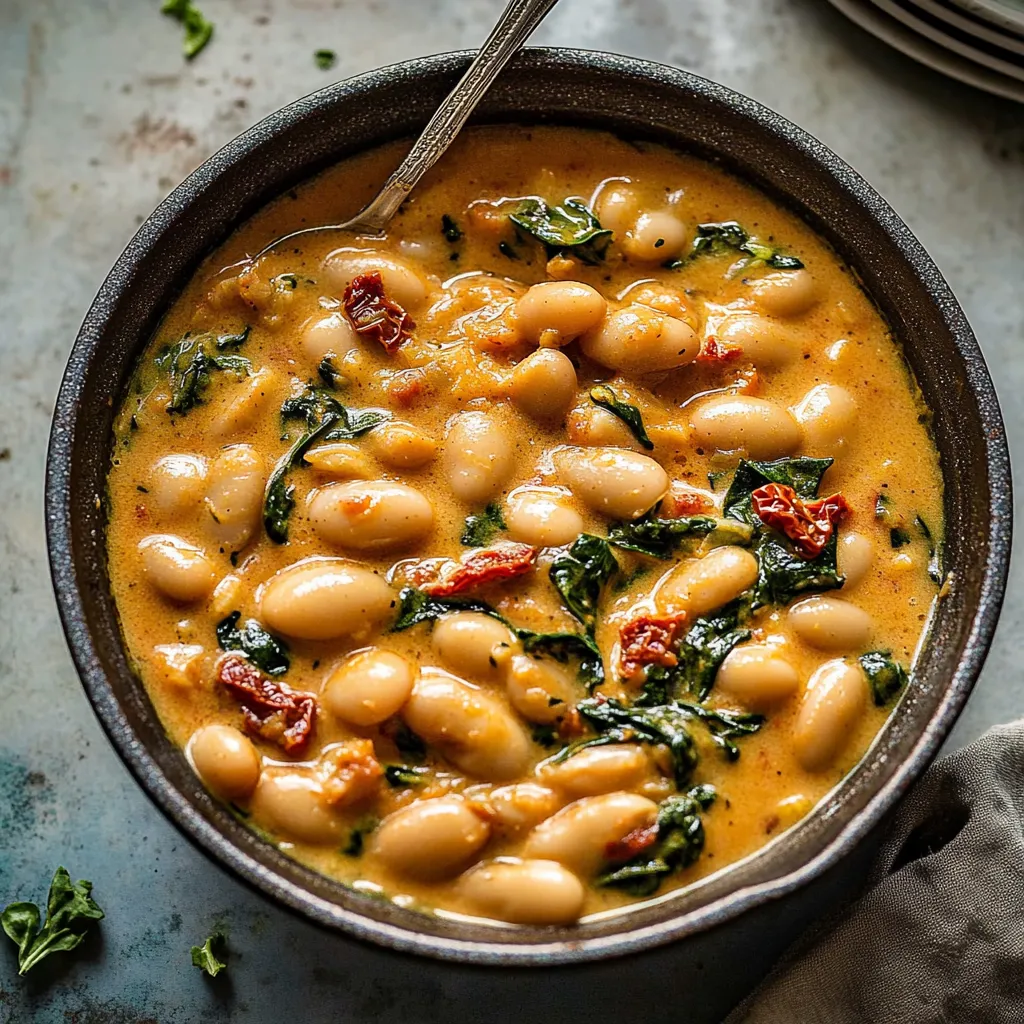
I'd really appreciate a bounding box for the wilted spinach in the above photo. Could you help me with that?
[383,765,430,788]
[154,326,251,415]
[549,534,619,630]
[190,934,227,977]
[859,650,909,706]
[509,197,613,265]
[723,457,833,524]
[215,611,290,676]
[461,503,507,547]
[688,221,804,270]
[390,587,508,632]
[518,629,605,692]
[589,386,654,450]
[607,513,720,559]
[342,816,380,857]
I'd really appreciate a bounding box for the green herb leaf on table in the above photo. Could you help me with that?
[509,197,613,265]
[161,0,214,60]
[689,221,803,271]
[597,787,717,896]
[314,49,336,70]
[154,330,252,415]
[190,934,227,978]
[589,386,654,450]
[1,867,104,976]
[859,650,909,706]
[215,611,290,676]
[607,513,720,559]
[549,535,619,630]
[461,503,507,547]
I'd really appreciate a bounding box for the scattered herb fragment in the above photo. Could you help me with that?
[498,240,520,260]
[154,329,252,415]
[1,867,104,976]
[441,214,463,243]
[161,0,214,60]
[549,535,619,630]
[215,611,290,676]
[190,934,226,978]
[890,526,912,549]
[314,49,336,70]
[317,356,345,390]
[589,385,654,449]
[509,197,612,265]
[461,503,507,547]
[915,514,943,583]
[689,221,803,270]
[383,765,429,788]
[859,650,909,706]
[342,817,380,857]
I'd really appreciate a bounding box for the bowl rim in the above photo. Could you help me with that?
[45,46,1012,965]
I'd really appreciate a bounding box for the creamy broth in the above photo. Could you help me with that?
[106,127,943,926]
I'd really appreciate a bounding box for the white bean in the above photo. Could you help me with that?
[443,411,514,504]
[793,659,868,771]
[716,644,800,708]
[506,654,577,725]
[509,349,578,422]
[459,859,585,925]
[322,248,431,310]
[366,422,437,469]
[302,442,374,479]
[212,367,279,438]
[838,532,874,589]
[749,268,819,318]
[657,546,759,617]
[515,281,607,344]
[205,445,266,552]
[260,559,395,641]
[788,595,872,651]
[625,210,687,261]
[301,311,360,363]
[567,405,640,450]
[620,281,693,323]
[403,670,532,781]
[372,797,490,880]
[309,480,434,551]
[715,314,797,367]
[250,771,342,844]
[322,649,416,726]
[189,724,261,801]
[690,396,802,458]
[554,446,668,520]
[483,784,561,833]
[580,304,699,374]
[539,745,649,798]
[138,534,217,603]
[791,384,858,451]
[522,792,658,876]
[149,454,207,517]
[431,612,519,681]
[594,182,639,235]
[505,488,583,548]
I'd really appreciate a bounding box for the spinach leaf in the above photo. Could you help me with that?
[342,816,380,857]
[154,330,252,415]
[589,386,654,450]
[215,611,290,676]
[518,629,605,692]
[314,49,336,70]
[597,787,716,896]
[859,650,909,706]
[676,701,765,760]
[383,721,427,762]
[161,0,213,60]
[461,503,507,547]
[607,513,719,559]
[391,587,508,632]
[317,356,345,390]
[690,221,804,270]
[549,535,619,630]
[280,384,344,430]
[190,934,226,977]
[383,765,430,788]
[723,457,833,524]
[915,514,943,584]
[531,724,561,748]
[509,197,613,265]
[753,531,843,607]
[890,526,912,549]
[2,867,104,976]
[441,214,463,243]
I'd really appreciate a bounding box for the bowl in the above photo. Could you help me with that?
[45,48,1011,964]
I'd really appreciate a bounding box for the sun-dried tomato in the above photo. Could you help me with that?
[697,336,743,363]
[618,612,688,681]
[342,271,415,353]
[423,542,538,597]
[317,739,383,807]
[605,823,660,863]
[217,653,316,754]
[751,482,850,559]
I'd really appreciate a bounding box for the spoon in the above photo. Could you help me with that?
[254,0,560,258]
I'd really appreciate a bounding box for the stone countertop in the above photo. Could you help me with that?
[1,0,1021,1020]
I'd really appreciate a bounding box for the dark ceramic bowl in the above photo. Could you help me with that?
[46,49,1011,965]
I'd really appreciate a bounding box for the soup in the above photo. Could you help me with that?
[106,127,943,926]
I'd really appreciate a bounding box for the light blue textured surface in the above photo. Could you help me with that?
[1,0,1022,1020]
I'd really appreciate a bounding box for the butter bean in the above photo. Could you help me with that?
[793,659,868,771]
[554,446,668,520]
[458,859,585,925]
[658,546,759,617]
[506,654,577,725]
[509,349,578,422]
[791,384,858,451]
[515,281,606,345]
[690,396,802,458]
[205,445,266,552]
[431,612,519,681]
[322,649,416,726]
[715,314,797,367]
[301,311,360,363]
[322,248,431,310]
[366,422,437,469]
[443,411,514,504]
[309,480,434,551]
[250,771,342,844]
[580,304,699,373]
[716,644,800,708]
[539,745,649,798]
[139,534,216,603]
[788,596,872,651]
[189,724,261,801]
[505,488,584,548]
[838,531,874,589]
[149,454,207,517]
[749,268,819,318]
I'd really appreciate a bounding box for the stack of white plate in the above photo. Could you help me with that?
[828,0,1024,100]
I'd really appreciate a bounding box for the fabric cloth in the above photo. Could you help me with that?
[729,722,1024,1023]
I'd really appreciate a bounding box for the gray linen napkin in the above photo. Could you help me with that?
[727,722,1024,1023]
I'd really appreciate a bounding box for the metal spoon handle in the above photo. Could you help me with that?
[346,0,560,234]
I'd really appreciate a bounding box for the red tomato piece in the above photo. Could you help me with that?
[751,482,850,559]
[423,542,538,597]
[342,271,415,353]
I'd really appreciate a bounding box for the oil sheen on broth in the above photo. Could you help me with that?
[106,127,943,927]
